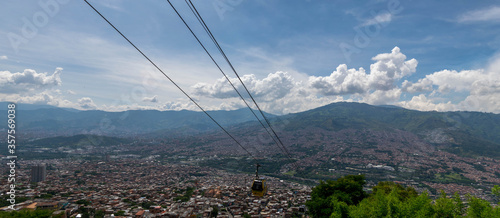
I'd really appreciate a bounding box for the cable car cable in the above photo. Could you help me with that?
[184,0,296,166]
[167,0,287,160]
[171,0,297,169]
[165,0,286,157]
[83,0,259,164]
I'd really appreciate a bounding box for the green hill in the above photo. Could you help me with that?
[278,102,500,158]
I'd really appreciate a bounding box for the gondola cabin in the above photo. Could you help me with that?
[251,178,267,197]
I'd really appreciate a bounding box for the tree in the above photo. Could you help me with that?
[493,185,500,200]
[307,175,500,217]
[0,210,54,218]
[306,175,367,217]
[330,198,349,218]
[210,206,218,217]
[433,191,457,218]
[466,194,496,218]
[346,181,434,218]
[76,199,91,206]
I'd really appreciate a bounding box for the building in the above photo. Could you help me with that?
[31,164,46,183]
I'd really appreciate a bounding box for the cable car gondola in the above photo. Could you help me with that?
[251,164,267,197]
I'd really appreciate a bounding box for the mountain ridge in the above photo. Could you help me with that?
[2,101,500,158]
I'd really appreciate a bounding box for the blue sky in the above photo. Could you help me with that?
[1,0,499,114]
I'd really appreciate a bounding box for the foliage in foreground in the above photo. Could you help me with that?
[306,175,500,218]
[0,210,55,218]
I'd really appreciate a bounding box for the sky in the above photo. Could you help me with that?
[1,0,500,115]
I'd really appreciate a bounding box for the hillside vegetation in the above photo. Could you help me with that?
[306,175,500,218]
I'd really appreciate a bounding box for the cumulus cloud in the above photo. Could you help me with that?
[458,79,500,113]
[0,68,62,93]
[309,65,369,95]
[402,78,433,93]
[310,47,417,95]
[10,92,58,105]
[78,97,97,110]
[0,56,7,60]
[426,69,488,93]
[458,6,500,23]
[142,95,158,103]
[362,88,402,105]
[193,71,296,102]
[398,54,500,113]
[162,101,196,111]
[193,77,239,99]
[401,68,496,95]
[190,47,422,113]
[192,70,347,114]
[186,46,500,114]
[0,91,75,109]
[398,94,456,112]
[369,47,418,90]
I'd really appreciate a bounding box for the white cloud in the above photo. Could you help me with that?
[142,95,158,103]
[404,68,497,94]
[191,47,421,114]
[309,64,369,95]
[0,56,7,60]
[67,90,76,95]
[458,79,500,113]
[162,101,197,111]
[0,91,75,109]
[398,94,456,112]
[309,46,417,95]
[401,78,433,93]
[427,69,488,93]
[363,88,402,105]
[78,97,97,110]
[193,71,296,102]
[399,55,500,113]
[368,47,418,90]
[458,6,500,23]
[192,70,346,114]
[362,12,392,26]
[0,68,62,93]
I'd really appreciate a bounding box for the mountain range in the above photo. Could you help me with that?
[0,102,275,137]
[3,101,499,159]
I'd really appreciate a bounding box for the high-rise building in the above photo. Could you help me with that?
[31,164,46,183]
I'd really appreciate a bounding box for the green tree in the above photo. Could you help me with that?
[210,206,218,217]
[493,185,500,201]
[348,181,434,218]
[306,175,367,217]
[308,175,500,218]
[330,198,349,218]
[433,191,462,218]
[141,201,154,209]
[0,210,54,218]
[372,181,418,201]
[94,210,105,218]
[76,199,91,205]
[452,192,465,217]
[465,194,500,218]
[493,185,500,196]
